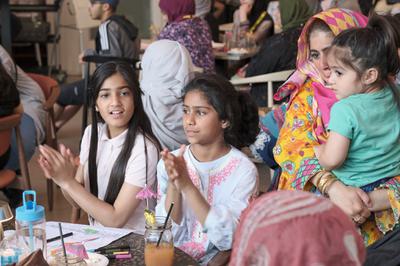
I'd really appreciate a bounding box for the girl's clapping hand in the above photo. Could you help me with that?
[38,144,77,188]
[161,145,193,192]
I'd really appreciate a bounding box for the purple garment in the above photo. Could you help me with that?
[159,18,215,73]
[159,0,195,23]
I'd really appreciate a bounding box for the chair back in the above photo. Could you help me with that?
[27,73,59,101]
[0,114,21,157]
[230,69,294,108]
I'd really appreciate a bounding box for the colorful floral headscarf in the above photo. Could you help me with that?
[274,8,367,142]
[229,191,366,266]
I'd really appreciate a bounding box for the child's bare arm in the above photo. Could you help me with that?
[368,189,391,212]
[314,131,350,170]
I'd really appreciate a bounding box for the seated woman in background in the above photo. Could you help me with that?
[244,0,311,106]
[229,191,366,266]
[38,62,160,233]
[0,45,46,171]
[158,0,215,73]
[0,63,21,169]
[140,40,194,151]
[233,0,274,44]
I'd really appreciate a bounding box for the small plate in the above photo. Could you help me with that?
[227,48,248,55]
[85,252,109,266]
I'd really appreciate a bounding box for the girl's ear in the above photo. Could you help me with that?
[362,68,378,86]
[95,105,99,112]
[221,120,230,129]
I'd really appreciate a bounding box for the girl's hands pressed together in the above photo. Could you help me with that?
[161,145,193,192]
[38,144,77,188]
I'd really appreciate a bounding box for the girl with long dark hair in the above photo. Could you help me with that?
[38,61,160,233]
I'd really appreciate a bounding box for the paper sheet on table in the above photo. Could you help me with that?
[46,221,133,251]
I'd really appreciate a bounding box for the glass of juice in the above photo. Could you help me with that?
[144,216,174,266]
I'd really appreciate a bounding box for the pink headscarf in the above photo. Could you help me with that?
[229,191,366,266]
[273,8,367,141]
[159,0,195,23]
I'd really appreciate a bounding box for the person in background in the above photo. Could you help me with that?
[55,0,139,130]
[233,0,274,44]
[0,63,21,169]
[195,0,212,18]
[229,191,366,266]
[156,74,259,265]
[140,40,194,150]
[39,62,160,233]
[244,0,312,107]
[159,0,215,73]
[0,45,46,172]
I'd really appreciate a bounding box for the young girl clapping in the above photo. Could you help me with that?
[156,74,259,264]
[39,62,160,233]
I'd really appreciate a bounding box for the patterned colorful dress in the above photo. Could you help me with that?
[156,146,257,265]
[272,8,400,245]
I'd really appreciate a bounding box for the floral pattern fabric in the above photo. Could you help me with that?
[158,17,215,73]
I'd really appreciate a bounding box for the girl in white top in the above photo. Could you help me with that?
[156,73,259,264]
[38,62,160,233]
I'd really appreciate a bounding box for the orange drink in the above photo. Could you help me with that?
[144,243,174,266]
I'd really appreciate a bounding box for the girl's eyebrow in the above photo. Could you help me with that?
[99,85,130,91]
[183,104,212,109]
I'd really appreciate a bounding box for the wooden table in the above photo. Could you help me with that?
[97,232,199,266]
[4,219,198,266]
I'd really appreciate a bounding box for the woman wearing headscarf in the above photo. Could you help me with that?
[140,40,194,150]
[245,0,312,106]
[252,8,400,245]
[229,190,366,266]
[158,0,215,73]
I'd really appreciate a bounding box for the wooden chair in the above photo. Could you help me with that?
[27,73,60,211]
[0,113,31,190]
[230,69,294,108]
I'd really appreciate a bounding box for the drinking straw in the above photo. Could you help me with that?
[156,202,174,247]
[58,222,68,265]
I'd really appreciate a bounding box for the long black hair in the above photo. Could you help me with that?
[327,14,400,109]
[183,73,259,149]
[88,61,160,205]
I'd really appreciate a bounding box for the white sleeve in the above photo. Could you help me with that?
[124,136,159,188]
[155,158,187,228]
[79,125,92,165]
[204,163,258,250]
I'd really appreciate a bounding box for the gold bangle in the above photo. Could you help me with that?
[312,170,326,188]
[318,172,337,196]
[317,172,337,196]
